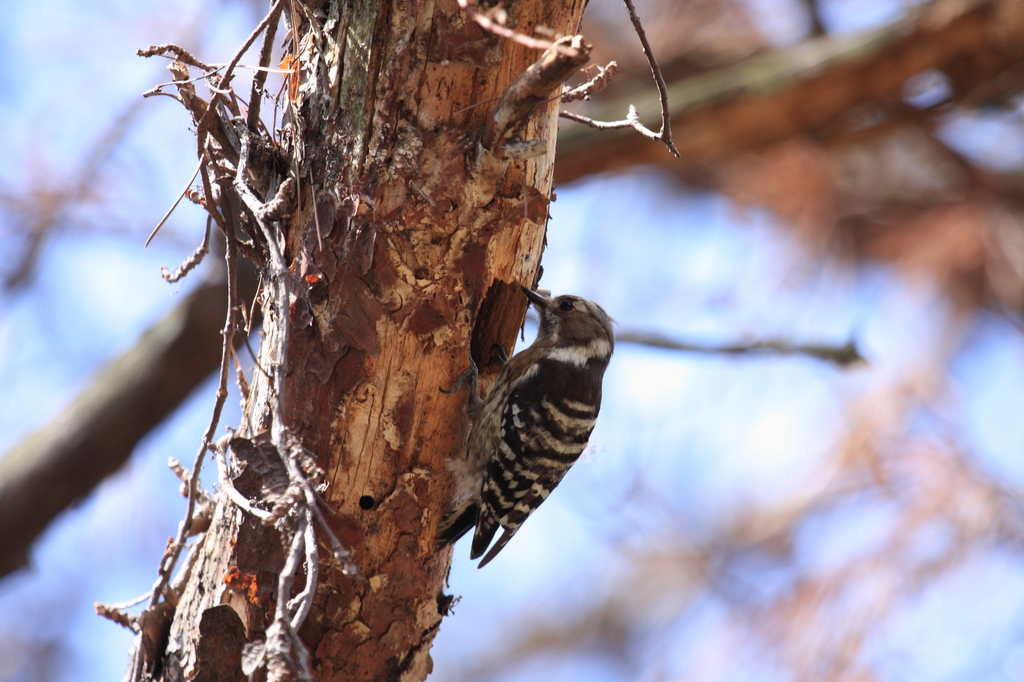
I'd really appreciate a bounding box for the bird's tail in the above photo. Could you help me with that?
[435,500,479,550]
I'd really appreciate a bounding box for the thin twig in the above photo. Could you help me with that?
[166,532,205,605]
[615,330,865,367]
[246,0,284,132]
[146,157,202,248]
[246,270,263,337]
[260,177,296,221]
[95,603,139,631]
[557,1,678,155]
[452,94,503,116]
[224,482,272,519]
[311,182,323,252]
[137,44,215,71]
[214,435,273,520]
[142,67,225,99]
[276,513,307,623]
[234,134,289,440]
[146,187,239,610]
[288,516,318,629]
[99,592,151,612]
[621,0,678,156]
[559,105,671,143]
[186,0,286,207]
[161,216,211,283]
[198,162,227,231]
[214,0,286,97]
[561,62,618,103]
[560,109,642,130]
[230,344,251,401]
[302,466,358,575]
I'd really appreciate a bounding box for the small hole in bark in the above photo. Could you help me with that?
[359,495,375,510]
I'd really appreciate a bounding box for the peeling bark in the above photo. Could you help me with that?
[161,1,587,680]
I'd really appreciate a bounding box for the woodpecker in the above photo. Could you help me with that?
[437,286,614,567]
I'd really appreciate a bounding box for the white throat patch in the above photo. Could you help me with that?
[545,337,612,367]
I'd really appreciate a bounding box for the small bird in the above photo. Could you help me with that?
[437,286,614,567]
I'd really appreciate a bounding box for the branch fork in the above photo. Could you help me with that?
[482,34,592,155]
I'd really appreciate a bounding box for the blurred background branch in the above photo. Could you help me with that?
[4,0,1024,679]
[0,260,258,579]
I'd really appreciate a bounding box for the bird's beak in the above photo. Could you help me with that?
[520,287,548,308]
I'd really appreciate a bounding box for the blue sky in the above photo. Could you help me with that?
[3,0,1024,681]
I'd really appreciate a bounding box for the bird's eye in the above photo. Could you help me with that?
[558,299,575,312]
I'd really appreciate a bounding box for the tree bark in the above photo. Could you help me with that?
[160,1,587,680]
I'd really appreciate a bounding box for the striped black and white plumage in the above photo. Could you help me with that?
[436,287,614,568]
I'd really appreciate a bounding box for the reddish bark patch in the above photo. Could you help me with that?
[330,269,384,357]
[456,241,488,299]
[431,12,500,67]
[523,185,550,224]
[392,393,417,448]
[407,301,446,336]
[224,567,260,605]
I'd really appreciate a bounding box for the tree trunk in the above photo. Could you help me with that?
[159,1,587,680]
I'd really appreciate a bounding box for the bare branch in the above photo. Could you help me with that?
[137,44,215,71]
[561,62,618,103]
[620,0,678,156]
[556,2,1024,183]
[287,517,318,630]
[213,0,286,96]
[145,216,240,611]
[198,162,228,231]
[560,105,665,138]
[2,99,144,290]
[213,435,273,520]
[246,0,283,133]
[161,217,211,283]
[0,261,258,579]
[556,2,677,155]
[146,158,202,248]
[483,34,592,152]
[95,602,139,632]
[141,67,225,99]
[138,0,285,252]
[258,177,295,221]
[616,330,865,367]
